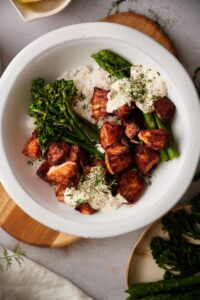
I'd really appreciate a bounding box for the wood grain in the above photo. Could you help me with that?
[102,12,178,58]
[0,11,177,247]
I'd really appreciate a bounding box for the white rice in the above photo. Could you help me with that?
[61,65,118,127]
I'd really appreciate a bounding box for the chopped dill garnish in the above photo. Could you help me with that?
[0,245,25,272]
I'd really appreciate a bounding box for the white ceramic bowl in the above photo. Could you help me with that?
[0,23,199,238]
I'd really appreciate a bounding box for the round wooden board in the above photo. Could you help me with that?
[0,11,178,247]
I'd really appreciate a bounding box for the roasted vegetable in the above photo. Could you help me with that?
[100,122,123,149]
[117,169,144,203]
[154,97,176,123]
[54,184,66,202]
[114,104,133,120]
[36,160,51,183]
[69,145,89,169]
[91,49,132,79]
[126,274,200,299]
[105,144,133,174]
[135,144,160,174]
[23,130,41,159]
[154,113,179,159]
[75,203,96,215]
[138,129,170,150]
[123,120,140,140]
[91,158,106,168]
[28,79,103,159]
[47,161,80,186]
[91,87,109,120]
[45,141,70,166]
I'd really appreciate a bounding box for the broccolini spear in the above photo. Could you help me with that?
[138,289,200,300]
[162,209,200,240]
[143,112,169,161]
[150,236,200,277]
[91,49,132,79]
[91,49,178,160]
[28,79,103,159]
[154,113,179,159]
[125,273,200,298]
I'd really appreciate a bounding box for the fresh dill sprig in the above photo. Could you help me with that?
[0,245,25,271]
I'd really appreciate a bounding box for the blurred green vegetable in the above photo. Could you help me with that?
[126,274,200,299]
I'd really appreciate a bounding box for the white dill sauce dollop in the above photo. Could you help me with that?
[107,64,167,113]
[64,166,126,212]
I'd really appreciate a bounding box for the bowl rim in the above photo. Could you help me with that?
[0,22,199,238]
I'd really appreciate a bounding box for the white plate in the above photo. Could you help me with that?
[127,205,192,287]
[0,23,199,238]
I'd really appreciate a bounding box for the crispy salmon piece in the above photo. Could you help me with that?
[91,87,109,120]
[123,120,140,140]
[120,134,131,147]
[91,159,105,168]
[45,142,70,166]
[83,166,92,176]
[154,97,176,123]
[135,145,160,174]
[36,160,51,183]
[133,108,146,129]
[117,169,145,203]
[138,129,170,150]
[100,122,123,149]
[114,104,133,120]
[75,203,96,215]
[54,184,66,202]
[47,161,80,186]
[69,145,89,169]
[105,144,133,175]
[23,130,41,159]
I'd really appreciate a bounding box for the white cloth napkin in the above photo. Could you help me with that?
[0,250,93,300]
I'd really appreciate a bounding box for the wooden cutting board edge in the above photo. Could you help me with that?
[0,11,178,248]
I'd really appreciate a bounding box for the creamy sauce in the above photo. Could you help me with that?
[107,65,167,113]
[106,78,133,113]
[64,166,126,212]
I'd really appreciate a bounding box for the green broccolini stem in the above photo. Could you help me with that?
[76,113,99,134]
[139,290,200,300]
[126,274,200,298]
[154,113,179,159]
[91,49,132,79]
[63,137,103,159]
[143,112,169,161]
[63,91,95,144]
[143,112,156,129]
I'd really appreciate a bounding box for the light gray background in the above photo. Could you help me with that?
[0,1,200,299]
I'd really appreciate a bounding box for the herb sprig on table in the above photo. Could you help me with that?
[28,79,103,159]
[0,245,25,271]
